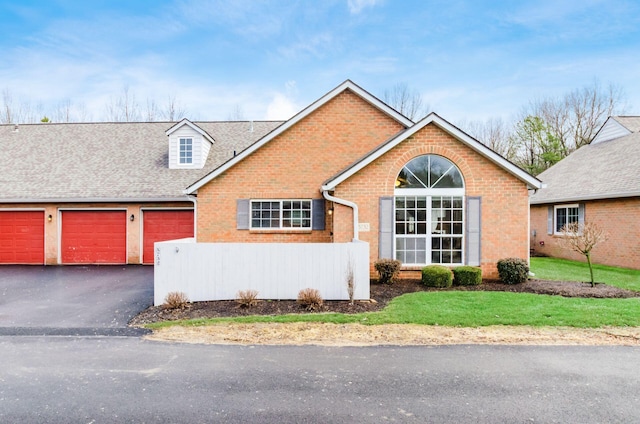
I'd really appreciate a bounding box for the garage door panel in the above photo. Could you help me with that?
[61,211,126,264]
[143,210,194,264]
[0,211,45,264]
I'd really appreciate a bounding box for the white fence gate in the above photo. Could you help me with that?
[153,239,370,306]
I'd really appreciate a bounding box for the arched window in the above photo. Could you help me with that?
[395,155,464,189]
[394,155,465,265]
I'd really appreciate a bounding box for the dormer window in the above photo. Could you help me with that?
[179,138,193,164]
[166,119,215,169]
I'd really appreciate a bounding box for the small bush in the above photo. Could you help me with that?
[497,258,529,285]
[297,288,324,311]
[163,291,190,310]
[236,289,259,308]
[421,265,453,288]
[452,266,483,286]
[374,259,401,284]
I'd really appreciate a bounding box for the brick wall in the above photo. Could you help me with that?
[530,198,640,270]
[196,86,531,280]
[196,89,405,243]
[332,124,531,279]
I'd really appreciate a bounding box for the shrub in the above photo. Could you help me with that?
[163,291,189,310]
[374,259,401,284]
[297,288,324,311]
[453,266,482,286]
[421,265,453,288]
[497,258,529,285]
[236,289,259,308]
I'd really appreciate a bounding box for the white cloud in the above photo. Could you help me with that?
[265,82,300,120]
[347,0,383,14]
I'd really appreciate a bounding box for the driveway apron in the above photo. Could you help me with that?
[0,265,153,336]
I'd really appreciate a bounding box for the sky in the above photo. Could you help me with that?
[1,0,639,124]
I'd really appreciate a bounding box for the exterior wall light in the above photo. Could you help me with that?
[48,214,52,222]
[130,214,135,222]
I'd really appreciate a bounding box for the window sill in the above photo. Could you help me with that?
[249,229,313,234]
[400,264,463,270]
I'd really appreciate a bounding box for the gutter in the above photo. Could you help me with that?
[186,194,198,242]
[0,197,193,204]
[322,189,359,241]
[529,190,640,205]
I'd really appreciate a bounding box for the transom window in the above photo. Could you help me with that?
[251,200,311,229]
[396,154,464,189]
[554,204,579,233]
[179,138,193,164]
[394,155,465,266]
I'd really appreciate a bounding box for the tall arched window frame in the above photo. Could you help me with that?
[394,155,465,265]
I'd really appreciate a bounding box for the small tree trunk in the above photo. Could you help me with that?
[586,253,595,287]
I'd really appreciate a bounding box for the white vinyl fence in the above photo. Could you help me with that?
[153,239,370,306]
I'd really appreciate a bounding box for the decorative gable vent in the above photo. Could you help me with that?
[165,119,214,169]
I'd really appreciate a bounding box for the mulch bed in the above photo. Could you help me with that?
[130,279,639,326]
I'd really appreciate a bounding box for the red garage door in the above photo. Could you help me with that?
[142,210,194,264]
[0,211,45,264]
[61,211,126,264]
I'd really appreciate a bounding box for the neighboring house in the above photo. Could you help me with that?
[0,80,543,279]
[0,120,282,265]
[530,116,640,270]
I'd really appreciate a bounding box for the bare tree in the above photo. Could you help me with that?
[105,86,140,122]
[145,98,160,122]
[161,94,186,121]
[523,80,626,156]
[227,104,245,121]
[51,99,89,123]
[460,117,517,160]
[1,88,38,124]
[382,82,430,121]
[557,222,607,287]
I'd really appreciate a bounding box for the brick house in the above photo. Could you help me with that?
[1,80,542,279]
[186,81,543,279]
[530,116,640,270]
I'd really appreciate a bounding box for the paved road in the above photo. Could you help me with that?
[0,265,153,336]
[1,338,639,423]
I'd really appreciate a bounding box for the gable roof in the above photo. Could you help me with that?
[614,116,640,132]
[530,126,640,204]
[165,118,216,144]
[591,116,638,144]
[322,112,544,191]
[184,80,414,194]
[0,120,282,203]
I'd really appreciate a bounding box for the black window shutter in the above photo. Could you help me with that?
[312,199,325,230]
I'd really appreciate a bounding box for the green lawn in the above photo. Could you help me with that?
[148,290,640,329]
[147,257,640,330]
[530,257,640,292]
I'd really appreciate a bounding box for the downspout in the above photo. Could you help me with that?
[322,189,359,241]
[186,193,197,242]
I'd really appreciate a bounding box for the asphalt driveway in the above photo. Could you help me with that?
[0,265,153,336]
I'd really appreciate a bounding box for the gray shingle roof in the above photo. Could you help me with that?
[614,116,640,132]
[0,121,283,202]
[530,130,640,204]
